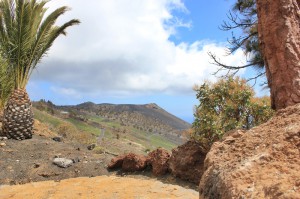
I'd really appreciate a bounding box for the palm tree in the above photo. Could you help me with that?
[0,0,80,140]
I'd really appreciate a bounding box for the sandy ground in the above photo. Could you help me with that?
[0,175,199,199]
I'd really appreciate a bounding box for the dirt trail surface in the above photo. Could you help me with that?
[0,176,199,199]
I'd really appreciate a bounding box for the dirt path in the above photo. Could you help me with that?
[0,175,199,199]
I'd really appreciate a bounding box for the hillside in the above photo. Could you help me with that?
[60,102,190,143]
[32,100,191,155]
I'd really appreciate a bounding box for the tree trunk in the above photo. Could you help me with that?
[257,0,300,110]
[2,89,34,140]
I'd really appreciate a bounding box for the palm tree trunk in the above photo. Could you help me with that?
[257,0,300,110]
[2,89,34,140]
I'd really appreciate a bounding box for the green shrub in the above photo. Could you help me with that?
[93,146,106,154]
[192,77,274,149]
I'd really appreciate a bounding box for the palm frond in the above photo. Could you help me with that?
[0,56,14,108]
[0,0,80,89]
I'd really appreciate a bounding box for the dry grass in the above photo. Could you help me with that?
[56,122,96,144]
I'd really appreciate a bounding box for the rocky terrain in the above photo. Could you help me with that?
[0,131,113,185]
[199,103,300,198]
[2,101,299,199]
[107,141,207,185]
[0,116,198,199]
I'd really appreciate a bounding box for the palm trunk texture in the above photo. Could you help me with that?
[257,0,300,110]
[2,89,34,140]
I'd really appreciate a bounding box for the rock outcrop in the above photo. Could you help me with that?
[108,142,207,184]
[169,141,207,184]
[199,104,300,199]
[107,155,125,170]
[148,148,170,176]
[107,153,149,172]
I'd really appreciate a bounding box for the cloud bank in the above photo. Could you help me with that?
[30,0,246,99]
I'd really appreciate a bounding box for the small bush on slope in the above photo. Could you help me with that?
[191,77,274,150]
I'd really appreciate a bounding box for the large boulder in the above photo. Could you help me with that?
[122,153,149,172]
[107,153,149,172]
[169,141,207,184]
[148,148,170,176]
[107,155,125,170]
[199,104,300,199]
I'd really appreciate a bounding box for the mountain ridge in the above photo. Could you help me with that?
[34,100,191,145]
[62,102,191,131]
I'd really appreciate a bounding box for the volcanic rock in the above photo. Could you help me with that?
[148,148,170,176]
[53,158,74,168]
[87,144,96,150]
[52,137,62,142]
[199,104,300,199]
[107,155,125,170]
[169,141,207,184]
[107,153,149,172]
[122,153,149,172]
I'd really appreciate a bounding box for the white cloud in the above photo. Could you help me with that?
[30,0,246,98]
[50,87,82,99]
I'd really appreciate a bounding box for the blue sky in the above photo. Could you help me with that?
[28,0,267,123]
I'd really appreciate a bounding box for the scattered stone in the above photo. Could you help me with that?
[148,148,170,176]
[169,141,207,184]
[53,158,74,168]
[52,137,63,142]
[0,137,8,141]
[0,142,6,147]
[87,144,96,150]
[72,157,80,163]
[54,153,62,158]
[33,163,40,168]
[38,172,60,178]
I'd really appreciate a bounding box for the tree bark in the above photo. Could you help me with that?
[257,0,300,110]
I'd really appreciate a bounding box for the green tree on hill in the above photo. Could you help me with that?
[0,0,80,140]
[191,77,274,149]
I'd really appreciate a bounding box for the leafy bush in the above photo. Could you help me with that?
[93,146,106,154]
[191,77,274,149]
